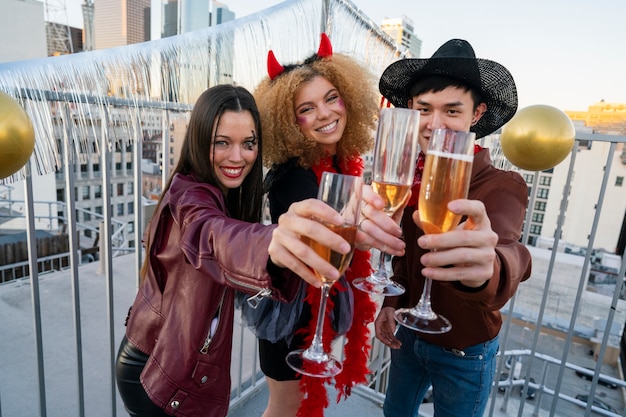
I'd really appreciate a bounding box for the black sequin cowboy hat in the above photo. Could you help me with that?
[379,39,518,138]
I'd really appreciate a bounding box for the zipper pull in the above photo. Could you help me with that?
[246,288,271,309]
[200,318,219,354]
[200,337,211,354]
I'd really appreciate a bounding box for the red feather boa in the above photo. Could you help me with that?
[296,155,376,417]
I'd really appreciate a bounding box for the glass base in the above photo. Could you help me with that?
[352,276,405,296]
[394,308,452,334]
[285,349,343,378]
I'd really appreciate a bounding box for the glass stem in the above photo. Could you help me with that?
[372,249,388,281]
[306,283,331,358]
[417,278,433,314]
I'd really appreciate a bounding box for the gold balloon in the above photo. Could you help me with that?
[0,91,35,179]
[500,104,575,171]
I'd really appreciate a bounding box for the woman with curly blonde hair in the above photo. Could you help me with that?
[241,33,389,417]
[255,50,377,169]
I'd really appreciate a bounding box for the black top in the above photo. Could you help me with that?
[264,156,342,221]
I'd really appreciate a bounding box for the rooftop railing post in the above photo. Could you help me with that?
[62,101,86,416]
[100,106,117,416]
[24,165,47,417]
[133,111,143,288]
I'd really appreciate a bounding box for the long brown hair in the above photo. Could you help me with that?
[140,85,264,280]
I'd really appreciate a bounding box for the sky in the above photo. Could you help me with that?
[61,0,626,112]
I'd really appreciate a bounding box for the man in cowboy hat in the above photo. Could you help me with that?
[374,39,533,416]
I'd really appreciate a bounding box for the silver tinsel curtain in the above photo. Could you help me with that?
[0,0,405,184]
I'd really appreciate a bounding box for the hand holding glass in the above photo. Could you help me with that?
[352,108,420,296]
[394,128,475,333]
[286,172,362,377]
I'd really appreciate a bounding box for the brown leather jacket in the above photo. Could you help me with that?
[125,173,298,417]
[383,149,533,350]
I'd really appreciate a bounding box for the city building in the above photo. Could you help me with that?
[0,0,167,271]
[521,103,626,255]
[380,15,421,58]
[478,114,626,258]
[567,101,626,135]
[0,0,57,238]
[46,22,83,56]
[94,0,151,50]
[0,0,47,62]
[161,0,234,37]
[211,1,234,26]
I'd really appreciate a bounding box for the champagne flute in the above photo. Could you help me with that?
[352,107,420,296]
[395,128,475,333]
[286,172,362,378]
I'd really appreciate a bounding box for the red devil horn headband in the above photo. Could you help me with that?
[267,33,333,81]
[267,50,284,81]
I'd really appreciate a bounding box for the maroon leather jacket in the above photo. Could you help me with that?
[383,149,533,349]
[125,173,298,417]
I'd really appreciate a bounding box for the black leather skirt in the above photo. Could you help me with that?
[115,336,170,417]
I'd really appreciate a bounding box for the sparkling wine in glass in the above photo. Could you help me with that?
[352,107,420,296]
[395,128,475,333]
[286,172,362,377]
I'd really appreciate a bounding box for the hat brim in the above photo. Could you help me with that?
[379,57,518,138]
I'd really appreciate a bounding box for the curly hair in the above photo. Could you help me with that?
[254,53,379,168]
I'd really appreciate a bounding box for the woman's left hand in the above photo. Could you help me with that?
[355,184,406,256]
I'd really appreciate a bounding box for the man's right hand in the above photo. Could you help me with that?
[375,307,402,349]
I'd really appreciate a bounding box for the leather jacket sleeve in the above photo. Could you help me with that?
[168,174,298,302]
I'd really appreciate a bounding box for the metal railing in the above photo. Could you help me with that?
[1,131,625,417]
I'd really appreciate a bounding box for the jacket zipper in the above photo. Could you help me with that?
[200,288,227,354]
[246,288,272,309]
[224,272,272,309]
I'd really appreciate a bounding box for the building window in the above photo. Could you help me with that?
[530,224,542,234]
[94,185,102,199]
[117,183,124,196]
[84,212,91,222]
[537,188,549,199]
[127,221,135,233]
[523,173,534,184]
[128,182,134,195]
[616,176,624,187]
[117,203,124,216]
[127,201,134,215]
[57,188,65,202]
[95,206,103,215]
[539,175,551,186]
[534,201,546,212]
[81,186,90,200]
[532,213,544,223]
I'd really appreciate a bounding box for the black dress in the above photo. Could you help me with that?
[259,157,349,381]
[259,158,319,380]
